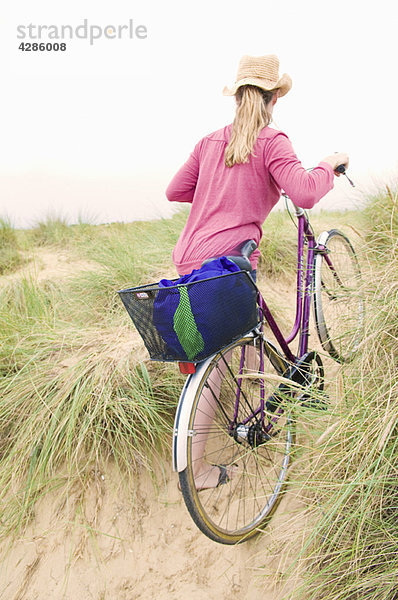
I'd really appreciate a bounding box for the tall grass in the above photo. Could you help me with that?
[287,187,398,600]
[30,215,71,246]
[259,210,297,277]
[0,206,360,541]
[0,214,189,538]
[0,218,24,274]
[0,341,181,535]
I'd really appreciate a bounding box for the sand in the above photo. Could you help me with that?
[0,458,314,600]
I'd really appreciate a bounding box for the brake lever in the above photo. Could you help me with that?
[335,164,355,187]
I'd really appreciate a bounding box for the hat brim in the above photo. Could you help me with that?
[223,73,292,98]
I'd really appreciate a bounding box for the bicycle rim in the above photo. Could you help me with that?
[179,337,294,544]
[314,230,364,363]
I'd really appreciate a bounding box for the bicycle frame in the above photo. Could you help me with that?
[234,203,325,430]
[257,203,318,364]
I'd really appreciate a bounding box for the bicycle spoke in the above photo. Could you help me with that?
[218,352,262,426]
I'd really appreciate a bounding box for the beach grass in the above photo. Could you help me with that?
[0,218,24,275]
[0,204,370,550]
[277,187,398,600]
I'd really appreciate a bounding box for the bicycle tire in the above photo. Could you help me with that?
[178,336,294,544]
[314,229,364,363]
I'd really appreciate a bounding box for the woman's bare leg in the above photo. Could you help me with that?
[190,350,237,489]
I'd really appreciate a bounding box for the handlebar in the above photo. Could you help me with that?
[335,164,355,187]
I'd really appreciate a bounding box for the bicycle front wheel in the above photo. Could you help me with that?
[178,336,294,544]
[314,229,364,363]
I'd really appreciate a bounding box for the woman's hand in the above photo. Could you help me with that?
[321,152,349,174]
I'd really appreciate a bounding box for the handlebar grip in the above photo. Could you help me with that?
[335,164,355,187]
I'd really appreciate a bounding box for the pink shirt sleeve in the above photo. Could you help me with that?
[265,133,334,209]
[166,143,200,203]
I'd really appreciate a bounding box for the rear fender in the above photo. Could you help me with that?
[172,356,213,472]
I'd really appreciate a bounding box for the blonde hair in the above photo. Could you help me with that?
[224,85,275,167]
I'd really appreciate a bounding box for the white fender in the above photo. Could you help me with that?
[316,230,330,246]
[172,355,214,473]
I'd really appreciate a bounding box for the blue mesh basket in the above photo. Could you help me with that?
[118,270,258,363]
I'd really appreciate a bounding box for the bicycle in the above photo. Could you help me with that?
[118,166,364,544]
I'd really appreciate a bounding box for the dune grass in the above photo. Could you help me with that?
[0,205,362,543]
[0,213,189,537]
[0,218,24,275]
[0,276,183,535]
[259,209,298,276]
[282,187,398,600]
[30,215,71,247]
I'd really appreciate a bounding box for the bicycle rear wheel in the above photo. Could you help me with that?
[314,229,364,363]
[178,336,294,544]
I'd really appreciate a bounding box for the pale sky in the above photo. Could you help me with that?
[1,0,397,227]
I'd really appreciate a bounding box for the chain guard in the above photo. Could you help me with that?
[266,351,326,412]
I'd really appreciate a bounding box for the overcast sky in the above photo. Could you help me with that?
[1,0,397,227]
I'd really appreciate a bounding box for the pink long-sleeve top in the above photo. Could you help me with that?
[166,124,334,275]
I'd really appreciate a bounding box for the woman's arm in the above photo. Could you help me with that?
[166,143,200,203]
[265,133,340,209]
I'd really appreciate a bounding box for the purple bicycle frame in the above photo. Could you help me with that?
[232,206,320,429]
[257,206,317,363]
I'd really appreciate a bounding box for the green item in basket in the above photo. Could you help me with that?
[173,286,204,360]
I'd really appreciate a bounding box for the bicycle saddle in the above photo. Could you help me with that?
[202,239,257,272]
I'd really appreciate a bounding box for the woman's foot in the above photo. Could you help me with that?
[193,463,237,491]
[177,464,237,492]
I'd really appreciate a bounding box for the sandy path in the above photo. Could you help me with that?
[0,458,312,600]
[2,248,98,283]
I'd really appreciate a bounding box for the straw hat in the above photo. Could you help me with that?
[223,54,292,97]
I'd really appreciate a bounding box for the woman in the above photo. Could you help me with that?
[166,54,348,490]
[166,54,348,279]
